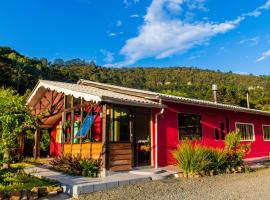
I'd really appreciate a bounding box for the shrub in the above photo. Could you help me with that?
[173,131,252,177]
[172,142,211,175]
[224,131,252,168]
[50,155,100,177]
[80,159,100,177]
[207,149,227,173]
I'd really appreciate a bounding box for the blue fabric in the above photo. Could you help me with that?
[75,115,95,138]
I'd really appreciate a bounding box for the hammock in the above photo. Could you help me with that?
[75,114,95,138]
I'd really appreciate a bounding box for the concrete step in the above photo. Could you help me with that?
[150,171,177,180]
[129,168,177,180]
[129,168,166,176]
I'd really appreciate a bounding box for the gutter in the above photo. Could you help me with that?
[154,97,164,168]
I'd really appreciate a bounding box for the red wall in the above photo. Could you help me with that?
[155,101,270,167]
[50,118,62,157]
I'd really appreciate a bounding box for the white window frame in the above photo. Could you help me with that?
[235,122,255,141]
[262,125,270,141]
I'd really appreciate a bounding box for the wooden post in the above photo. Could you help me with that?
[101,104,109,177]
[61,94,67,156]
[33,128,40,159]
[18,133,25,160]
[70,96,74,156]
[79,98,84,158]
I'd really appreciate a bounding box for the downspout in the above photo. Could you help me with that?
[155,97,164,168]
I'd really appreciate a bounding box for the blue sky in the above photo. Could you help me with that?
[1,0,270,75]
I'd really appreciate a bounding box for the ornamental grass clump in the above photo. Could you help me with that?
[172,142,212,176]
[173,131,252,177]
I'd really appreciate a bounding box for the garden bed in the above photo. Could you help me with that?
[0,164,62,199]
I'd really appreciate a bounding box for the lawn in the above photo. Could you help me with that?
[0,163,61,199]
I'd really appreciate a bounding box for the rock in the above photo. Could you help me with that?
[10,190,21,200]
[237,166,243,173]
[189,174,194,178]
[21,190,29,200]
[200,171,206,176]
[38,187,48,197]
[210,170,214,176]
[194,174,201,178]
[29,187,39,200]
[226,168,231,174]
[231,167,237,173]
[177,172,184,178]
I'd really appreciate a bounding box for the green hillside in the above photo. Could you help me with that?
[1,46,270,111]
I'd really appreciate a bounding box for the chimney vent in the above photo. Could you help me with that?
[212,84,218,103]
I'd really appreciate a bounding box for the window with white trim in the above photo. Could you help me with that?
[263,125,270,141]
[235,123,254,141]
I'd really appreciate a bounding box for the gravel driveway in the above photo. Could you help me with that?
[79,168,270,200]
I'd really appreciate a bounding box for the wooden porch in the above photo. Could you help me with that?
[26,80,157,175]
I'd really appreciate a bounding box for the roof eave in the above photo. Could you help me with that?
[161,97,270,117]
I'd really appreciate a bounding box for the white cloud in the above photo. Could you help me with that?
[130,14,140,18]
[100,49,114,63]
[239,37,260,45]
[260,0,270,9]
[257,49,270,62]
[109,0,270,67]
[108,32,116,37]
[123,0,140,8]
[116,20,123,27]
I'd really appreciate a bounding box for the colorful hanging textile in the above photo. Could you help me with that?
[75,115,95,138]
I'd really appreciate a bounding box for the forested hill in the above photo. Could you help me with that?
[1,46,270,111]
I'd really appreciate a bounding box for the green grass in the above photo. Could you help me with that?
[0,164,57,196]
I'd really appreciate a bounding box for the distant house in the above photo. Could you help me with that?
[27,79,270,175]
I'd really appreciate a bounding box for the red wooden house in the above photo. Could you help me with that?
[26,79,270,175]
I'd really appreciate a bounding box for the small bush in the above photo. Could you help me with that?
[80,159,100,177]
[50,155,100,178]
[224,131,252,168]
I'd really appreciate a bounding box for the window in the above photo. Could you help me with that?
[235,123,254,141]
[226,117,230,133]
[220,123,225,140]
[110,106,131,142]
[214,128,219,140]
[263,125,270,141]
[178,113,202,140]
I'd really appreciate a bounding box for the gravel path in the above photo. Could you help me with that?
[79,168,270,200]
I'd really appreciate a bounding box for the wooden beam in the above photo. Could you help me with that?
[33,128,40,159]
[101,104,109,176]
[79,98,84,158]
[70,96,74,156]
[61,94,67,156]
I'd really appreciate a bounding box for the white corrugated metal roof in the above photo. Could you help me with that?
[27,80,162,108]
[78,79,270,116]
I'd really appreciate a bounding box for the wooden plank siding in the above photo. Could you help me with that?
[108,143,132,171]
[63,143,102,160]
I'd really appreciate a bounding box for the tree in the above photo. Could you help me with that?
[0,88,36,168]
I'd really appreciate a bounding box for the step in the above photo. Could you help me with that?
[129,168,166,176]
[150,171,176,180]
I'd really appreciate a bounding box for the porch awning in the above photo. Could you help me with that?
[27,80,163,109]
[27,80,162,128]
